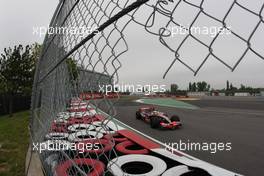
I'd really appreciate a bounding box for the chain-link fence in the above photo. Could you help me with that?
[30,0,263,175]
[134,0,264,77]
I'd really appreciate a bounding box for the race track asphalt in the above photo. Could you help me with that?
[98,96,264,176]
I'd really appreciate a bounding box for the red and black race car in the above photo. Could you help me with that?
[136,106,182,129]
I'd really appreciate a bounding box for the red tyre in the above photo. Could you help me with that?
[50,122,68,133]
[104,133,128,143]
[115,140,149,155]
[67,117,97,125]
[56,158,105,176]
[76,139,114,154]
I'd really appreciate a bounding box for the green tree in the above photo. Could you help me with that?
[230,83,233,90]
[188,82,192,91]
[226,80,230,90]
[192,82,197,92]
[66,58,79,87]
[0,74,7,93]
[0,44,40,116]
[206,84,211,91]
[240,84,246,91]
[171,84,179,94]
[197,81,208,91]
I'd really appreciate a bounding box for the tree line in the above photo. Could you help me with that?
[0,43,41,116]
[188,81,211,92]
[170,80,262,95]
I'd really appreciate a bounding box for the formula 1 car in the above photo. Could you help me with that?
[136,106,182,129]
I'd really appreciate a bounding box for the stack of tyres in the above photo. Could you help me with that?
[41,96,214,176]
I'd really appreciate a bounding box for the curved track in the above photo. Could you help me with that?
[99,96,264,176]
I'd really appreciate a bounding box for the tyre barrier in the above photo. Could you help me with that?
[76,139,114,154]
[57,112,70,119]
[91,121,117,134]
[108,154,167,176]
[69,111,95,118]
[54,118,68,124]
[68,130,104,142]
[67,117,97,125]
[79,93,118,100]
[95,127,116,134]
[70,102,89,106]
[68,106,89,111]
[68,124,95,132]
[56,115,70,121]
[55,158,105,176]
[162,165,191,176]
[92,114,105,121]
[43,98,222,176]
[68,115,103,125]
[115,140,149,155]
[45,133,69,140]
[69,104,91,108]
[79,93,93,100]
[105,92,119,99]
[51,122,68,133]
[90,121,104,127]
[68,106,96,113]
[68,107,89,112]
[92,120,118,129]
[70,98,82,102]
[104,133,128,143]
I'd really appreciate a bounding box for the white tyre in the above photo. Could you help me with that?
[108,154,167,176]
[57,112,70,120]
[89,122,115,133]
[70,111,95,118]
[45,133,69,140]
[91,121,103,127]
[103,120,119,131]
[68,105,92,111]
[68,124,95,132]
[68,130,104,142]
[57,112,69,116]
[69,105,89,109]
[70,102,88,106]
[54,118,68,123]
[91,121,118,132]
[95,127,116,134]
[88,109,97,115]
[162,165,190,176]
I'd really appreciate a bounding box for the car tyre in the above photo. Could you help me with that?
[150,116,160,128]
[136,111,141,120]
[171,115,180,122]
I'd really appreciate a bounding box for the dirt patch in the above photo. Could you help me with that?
[0,163,9,173]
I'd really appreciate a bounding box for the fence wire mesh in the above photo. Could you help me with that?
[30,0,264,176]
[136,0,264,77]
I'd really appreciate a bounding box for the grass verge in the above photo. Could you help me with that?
[0,111,29,176]
[137,98,199,109]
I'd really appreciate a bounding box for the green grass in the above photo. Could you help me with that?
[119,95,141,101]
[0,111,29,176]
[138,98,199,110]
